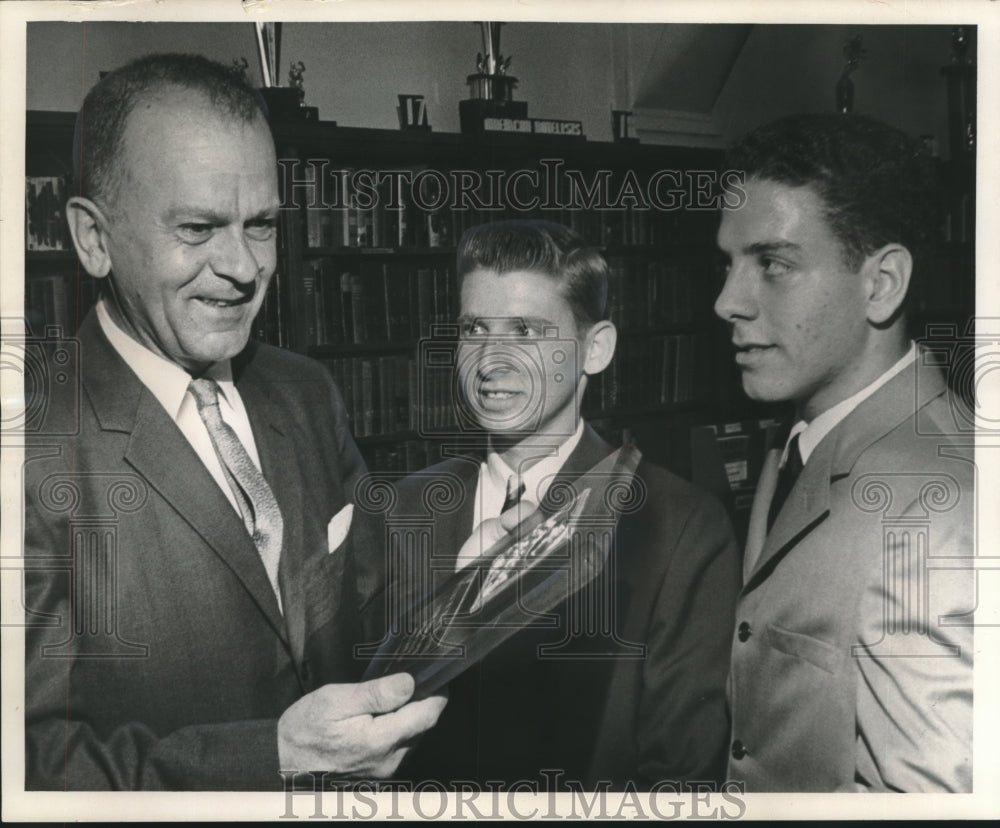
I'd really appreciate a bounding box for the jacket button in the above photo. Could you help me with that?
[731,739,748,760]
[737,621,752,642]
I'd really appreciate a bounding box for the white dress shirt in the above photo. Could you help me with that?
[781,342,917,467]
[472,420,586,529]
[96,298,261,516]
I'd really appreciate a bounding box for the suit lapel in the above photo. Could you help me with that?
[744,353,948,588]
[556,425,614,478]
[432,453,480,568]
[746,436,833,585]
[80,313,288,643]
[537,425,613,517]
[829,353,946,478]
[743,446,781,580]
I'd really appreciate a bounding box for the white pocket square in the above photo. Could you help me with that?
[327,504,354,553]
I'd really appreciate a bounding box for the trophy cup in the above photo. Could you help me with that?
[459,22,530,134]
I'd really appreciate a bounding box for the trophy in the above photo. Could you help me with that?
[459,22,529,134]
[254,23,319,122]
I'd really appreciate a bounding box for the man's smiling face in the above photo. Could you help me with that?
[457,267,586,440]
[99,88,280,372]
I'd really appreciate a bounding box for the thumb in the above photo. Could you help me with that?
[341,672,415,717]
[499,498,538,532]
[456,518,504,569]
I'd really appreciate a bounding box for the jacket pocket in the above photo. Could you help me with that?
[765,623,841,674]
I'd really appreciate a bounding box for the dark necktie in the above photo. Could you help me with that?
[767,432,804,532]
[501,474,525,515]
[189,377,284,608]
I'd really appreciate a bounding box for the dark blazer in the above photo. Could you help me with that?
[727,357,975,791]
[370,424,740,788]
[24,310,371,790]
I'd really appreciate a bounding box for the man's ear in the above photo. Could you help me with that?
[66,196,112,279]
[864,243,912,326]
[582,320,617,376]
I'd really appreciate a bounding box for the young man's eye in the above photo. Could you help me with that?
[461,321,487,337]
[760,256,792,278]
[177,224,214,243]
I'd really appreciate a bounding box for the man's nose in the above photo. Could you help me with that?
[714,262,757,322]
[212,227,266,284]
[461,341,519,376]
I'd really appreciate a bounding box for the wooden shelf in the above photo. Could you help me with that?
[26,250,77,265]
[271,119,722,170]
[310,341,417,357]
[303,246,455,260]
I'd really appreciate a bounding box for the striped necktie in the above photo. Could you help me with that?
[189,377,284,609]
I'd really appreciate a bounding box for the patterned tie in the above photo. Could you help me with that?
[501,474,525,515]
[767,432,804,532]
[189,377,284,608]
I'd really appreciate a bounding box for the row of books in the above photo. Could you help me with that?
[300,255,707,350]
[362,440,443,474]
[606,257,706,330]
[317,354,460,439]
[556,202,719,249]
[297,163,720,252]
[301,261,455,347]
[252,273,289,349]
[25,272,99,335]
[317,331,704,442]
[26,176,71,251]
[300,163,457,250]
[586,333,704,411]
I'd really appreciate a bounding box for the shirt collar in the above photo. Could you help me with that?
[485,420,586,503]
[785,342,917,466]
[96,297,234,420]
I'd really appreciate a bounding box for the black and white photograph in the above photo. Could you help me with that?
[1,0,997,821]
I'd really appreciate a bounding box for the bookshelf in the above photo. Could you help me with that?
[23,109,975,537]
[266,118,742,474]
[24,111,97,338]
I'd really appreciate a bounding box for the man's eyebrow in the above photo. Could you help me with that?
[744,240,801,256]
[165,206,280,224]
[521,315,558,328]
[248,205,281,221]
[165,208,229,224]
[456,315,556,328]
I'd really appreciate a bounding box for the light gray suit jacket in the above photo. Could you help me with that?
[727,355,975,791]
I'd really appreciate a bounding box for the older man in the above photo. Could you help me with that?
[24,53,443,791]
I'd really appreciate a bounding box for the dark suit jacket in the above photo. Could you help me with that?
[24,310,371,790]
[368,424,740,788]
[728,357,975,791]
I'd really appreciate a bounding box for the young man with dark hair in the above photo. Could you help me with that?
[24,52,444,790]
[716,113,974,791]
[384,219,741,788]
